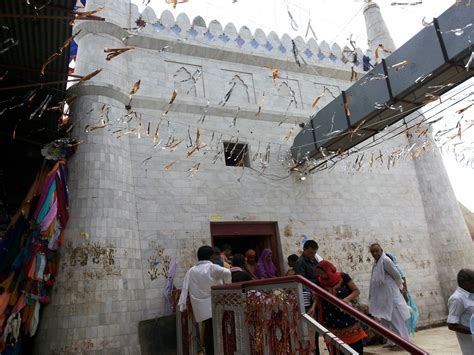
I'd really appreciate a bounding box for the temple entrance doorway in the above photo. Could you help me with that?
[210,222,282,274]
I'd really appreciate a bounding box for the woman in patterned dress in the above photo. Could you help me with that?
[309,260,367,354]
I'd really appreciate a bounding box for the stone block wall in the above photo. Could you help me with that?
[34,0,473,353]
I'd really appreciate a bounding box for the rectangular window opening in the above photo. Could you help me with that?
[223,142,251,167]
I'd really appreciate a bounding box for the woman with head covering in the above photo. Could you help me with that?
[254,248,278,279]
[309,260,367,354]
[385,252,419,336]
[244,249,257,278]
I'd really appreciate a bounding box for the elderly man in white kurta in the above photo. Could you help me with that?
[369,243,411,350]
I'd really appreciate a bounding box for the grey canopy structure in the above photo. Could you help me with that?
[290,4,473,163]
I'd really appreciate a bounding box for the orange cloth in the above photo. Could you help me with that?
[13,293,26,313]
[327,323,367,345]
[0,292,10,314]
[0,272,15,291]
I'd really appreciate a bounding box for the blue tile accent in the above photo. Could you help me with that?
[170,25,181,34]
[219,33,230,43]
[329,53,337,62]
[317,50,325,60]
[153,21,165,32]
[204,31,215,41]
[187,27,198,38]
[264,41,273,51]
[250,38,260,49]
[304,48,313,58]
[278,44,286,54]
[235,36,245,47]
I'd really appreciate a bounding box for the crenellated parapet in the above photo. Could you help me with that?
[132,7,367,71]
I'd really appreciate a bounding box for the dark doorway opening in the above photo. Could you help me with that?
[210,222,282,274]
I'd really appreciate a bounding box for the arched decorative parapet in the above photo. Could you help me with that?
[160,9,175,30]
[221,22,238,47]
[266,31,280,53]
[319,40,332,61]
[130,9,367,69]
[305,38,319,60]
[192,15,207,28]
[204,20,222,43]
[280,34,292,55]
[236,26,253,49]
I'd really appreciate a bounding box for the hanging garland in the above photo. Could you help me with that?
[244,288,311,355]
[222,310,237,355]
[0,139,77,354]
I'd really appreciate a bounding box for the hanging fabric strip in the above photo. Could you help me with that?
[287,5,299,31]
[305,18,317,41]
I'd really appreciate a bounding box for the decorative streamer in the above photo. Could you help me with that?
[0,70,8,81]
[286,5,299,31]
[122,17,147,41]
[252,141,261,162]
[465,52,474,71]
[292,40,301,67]
[164,160,178,171]
[40,30,81,76]
[129,80,141,98]
[305,17,318,41]
[77,68,103,83]
[74,6,104,19]
[165,0,189,9]
[198,99,210,124]
[232,107,241,127]
[186,128,207,157]
[256,92,265,115]
[104,47,136,61]
[342,94,352,117]
[187,162,201,177]
[0,38,19,55]
[153,120,162,147]
[439,23,472,35]
[415,73,432,83]
[219,82,236,106]
[350,66,358,82]
[422,17,433,27]
[375,44,392,62]
[359,73,388,86]
[391,60,410,71]
[29,95,52,120]
[391,1,423,6]
[164,89,178,115]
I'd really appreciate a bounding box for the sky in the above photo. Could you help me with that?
[132,0,473,211]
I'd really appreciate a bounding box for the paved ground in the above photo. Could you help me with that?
[319,326,461,354]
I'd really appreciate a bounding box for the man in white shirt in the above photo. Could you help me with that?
[178,245,232,355]
[447,268,474,355]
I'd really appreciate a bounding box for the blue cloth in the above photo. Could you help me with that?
[36,179,56,225]
[406,292,419,335]
[385,252,405,278]
[363,55,373,71]
[385,252,419,335]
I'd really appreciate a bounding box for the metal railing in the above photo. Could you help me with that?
[210,275,429,355]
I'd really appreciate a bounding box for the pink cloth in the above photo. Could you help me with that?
[40,197,57,232]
